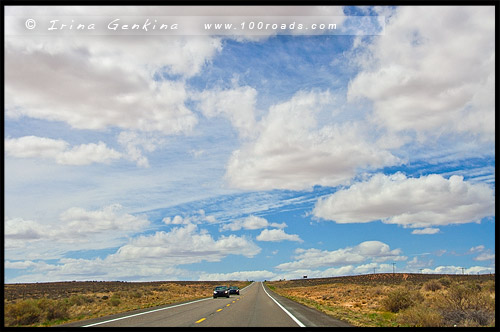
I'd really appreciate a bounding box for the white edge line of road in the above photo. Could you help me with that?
[261,282,306,327]
[82,282,255,327]
[82,297,211,327]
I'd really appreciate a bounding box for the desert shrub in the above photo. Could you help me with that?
[437,277,452,288]
[109,295,121,307]
[39,298,70,321]
[5,300,42,326]
[423,280,442,292]
[129,290,142,298]
[67,294,93,306]
[441,309,494,327]
[444,282,493,311]
[482,280,495,292]
[372,287,384,296]
[382,288,424,313]
[397,303,443,327]
[437,282,495,326]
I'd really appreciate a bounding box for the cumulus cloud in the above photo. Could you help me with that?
[163,215,192,225]
[5,222,262,282]
[276,241,406,271]
[4,217,47,248]
[5,5,227,135]
[4,257,191,283]
[405,256,434,270]
[256,229,303,243]
[5,136,122,165]
[198,270,276,281]
[117,131,166,168]
[274,266,355,280]
[467,245,495,262]
[194,86,259,139]
[5,204,149,249]
[225,90,400,190]
[421,265,495,275]
[468,245,485,254]
[4,42,200,134]
[163,210,219,226]
[112,223,261,264]
[221,215,286,231]
[59,204,149,236]
[474,252,495,261]
[313,172,495,228]
[348,6,494,141]
[411,228,440,235]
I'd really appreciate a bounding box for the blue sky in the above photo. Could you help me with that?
[4,5,495,283]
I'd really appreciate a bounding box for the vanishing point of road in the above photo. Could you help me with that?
[59,282,352,327]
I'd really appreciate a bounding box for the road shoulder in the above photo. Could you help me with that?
[262,283,353,327]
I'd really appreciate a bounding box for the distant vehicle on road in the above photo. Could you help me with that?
[228,286,240,295]
[213,286,230,298]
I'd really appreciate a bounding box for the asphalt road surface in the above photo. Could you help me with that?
[59,282,352,327]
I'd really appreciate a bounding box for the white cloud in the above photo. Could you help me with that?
[195,86,258,139]
[116,223,261,264]
[421,265,495,275]
[466,245,495,262]
[163,210,219,226]
[405,256,434,270]
[313,172,495,228]
[5,222,262,282]
[4,260,38,269]
[5,7,226,135]
[275,241,406,271]
[4,45,199,133]
[5,204,149,249]
[4,217,47,248]
[5,136,122,165]
[4,258,191,283]
[163,215,191,225]
[468,245,485,254]
[117,131,166,168]
[225,90,400,190]
[221,215,286,231]
[348,6,494,141]
[411,228,440,235]
[59,204,149,236]
[56,142,123,166]
[256,229,303,243]
[198,270,276,281]
[474,252,495,261]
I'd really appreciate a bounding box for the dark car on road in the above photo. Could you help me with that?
[228,286,240,295]
[213,286,230,298]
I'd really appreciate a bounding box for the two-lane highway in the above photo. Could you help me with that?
[59,282,352,327]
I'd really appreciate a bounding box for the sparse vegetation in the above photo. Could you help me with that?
[397,302,443,327]
[382,288,423,313]
[423,279,442,292]
[267,273,495,327]
[4,280,250,327]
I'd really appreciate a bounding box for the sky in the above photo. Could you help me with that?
[4,5,495,283]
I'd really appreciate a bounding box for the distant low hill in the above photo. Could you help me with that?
[4,280,248,302]
[274,272,495,286]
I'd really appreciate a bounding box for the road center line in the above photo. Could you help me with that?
[261,282,306,327]
[195,318,206,323]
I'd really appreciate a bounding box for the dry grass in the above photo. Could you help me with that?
[4,281,250,327]
[267,274,495,327]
